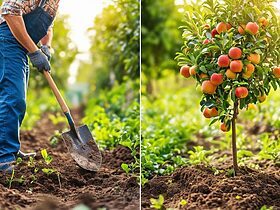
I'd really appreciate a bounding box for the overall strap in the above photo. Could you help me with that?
[39,0,47,8]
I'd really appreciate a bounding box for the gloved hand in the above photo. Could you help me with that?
[28,50,51,73]
[41,45,51,61]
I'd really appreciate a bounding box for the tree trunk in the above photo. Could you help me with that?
[231,100,239,175]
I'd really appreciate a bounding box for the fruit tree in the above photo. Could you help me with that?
[176,0,280,174]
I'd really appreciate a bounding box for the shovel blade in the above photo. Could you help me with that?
[61,125,102,171]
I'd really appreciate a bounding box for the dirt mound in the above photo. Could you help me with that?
[0,112,139,210]
[142,165,280,210]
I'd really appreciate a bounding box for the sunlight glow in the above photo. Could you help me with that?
[59,0,111,84]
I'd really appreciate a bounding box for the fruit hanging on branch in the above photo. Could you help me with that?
[176,0,280,175]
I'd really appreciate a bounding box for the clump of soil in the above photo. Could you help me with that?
[0,111,139,210]
[142,164,280,209]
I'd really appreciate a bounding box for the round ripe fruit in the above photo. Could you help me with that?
[248,103,258,111]
[226,23,232,30]
[262,19,269,27]
[217,55,230,67]
[203,108,212,118]
[210,73,223,85]
[247,54,260,64]
[246,63,255,73]
[258,94,266,103]
[220,122,229,132]
[216,22,227,34]
[228,47,242,59]
[242,64,255,79]
[189,66,197,76]
[238,24,246,35]
[258,17,269,27]
[235,87,249,98]
[203,39,210,44]
[210,107,218,117]
[225,69,236,79]
[201,80,217,94]
[180,65,191,78]
[273,66,280,78]
[211,28,219,38]
[230,60,243,73]
[199,73,208,79]
[245,22,259,35]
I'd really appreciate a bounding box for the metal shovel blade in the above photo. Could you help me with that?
[61,125,102,171]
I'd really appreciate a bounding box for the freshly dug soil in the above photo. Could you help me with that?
[0,110,139,210]
[142,164,280,210]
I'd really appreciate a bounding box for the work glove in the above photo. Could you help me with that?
[28,50,51,73]
[41,45,51,61]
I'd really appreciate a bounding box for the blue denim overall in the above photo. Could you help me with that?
[0,0,54,166]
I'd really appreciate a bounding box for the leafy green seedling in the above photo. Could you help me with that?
[121,163,131,174]
[226,169,235,177]
[49,113,66,125]
[14,175,25,184]
[49,130,61,147]
[41,168,61,189]
[188,146,211,165]
[28,156,35,168]
[179,199,188,206]
[16,157,23,165]
[235,195,241,200]
[150,194,165,210]
[7,169,15,189]
[260,205,273,210]
[41,149,53,164]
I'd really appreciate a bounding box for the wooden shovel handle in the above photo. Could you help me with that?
[43,70,69,113]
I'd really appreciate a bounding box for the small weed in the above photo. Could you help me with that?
[188,146,212,165]
[235,195,241,200]
[28,156,35,168]
[7,169,15,189]
[121,163,130,174]
[226,169,235,177]
[260,205,273,210]
[179,199,188,207]
[49,113,65,125]
[150,194,165,210]
[211,167,223,176]
[41,149,53,164]
[40,149,61,188]
[16,157,23,165]
[49,130,61,147]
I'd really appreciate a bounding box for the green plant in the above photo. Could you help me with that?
[150,194,165,210]
[40,149,61,188]
[83,82,140,175]
[7,169,15,189]
[49,130,61,147]
[28,156,35,168]
[179,199,188,207]
[188,146,212,165]
[176,0,280,174]
[260,206,273,210]
[41,149,53,165]
[257,133,280,162]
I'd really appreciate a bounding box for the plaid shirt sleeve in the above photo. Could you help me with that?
[1,0,23,16]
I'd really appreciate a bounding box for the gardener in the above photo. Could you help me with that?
[0,0,60,173]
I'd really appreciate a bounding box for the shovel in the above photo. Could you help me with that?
[43,70,102,171]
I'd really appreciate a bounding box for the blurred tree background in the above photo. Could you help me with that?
[141,0,182,95]
[76,0,140,92]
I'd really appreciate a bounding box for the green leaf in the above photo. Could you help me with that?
[121,163,130,174]
[41,149,48,160]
